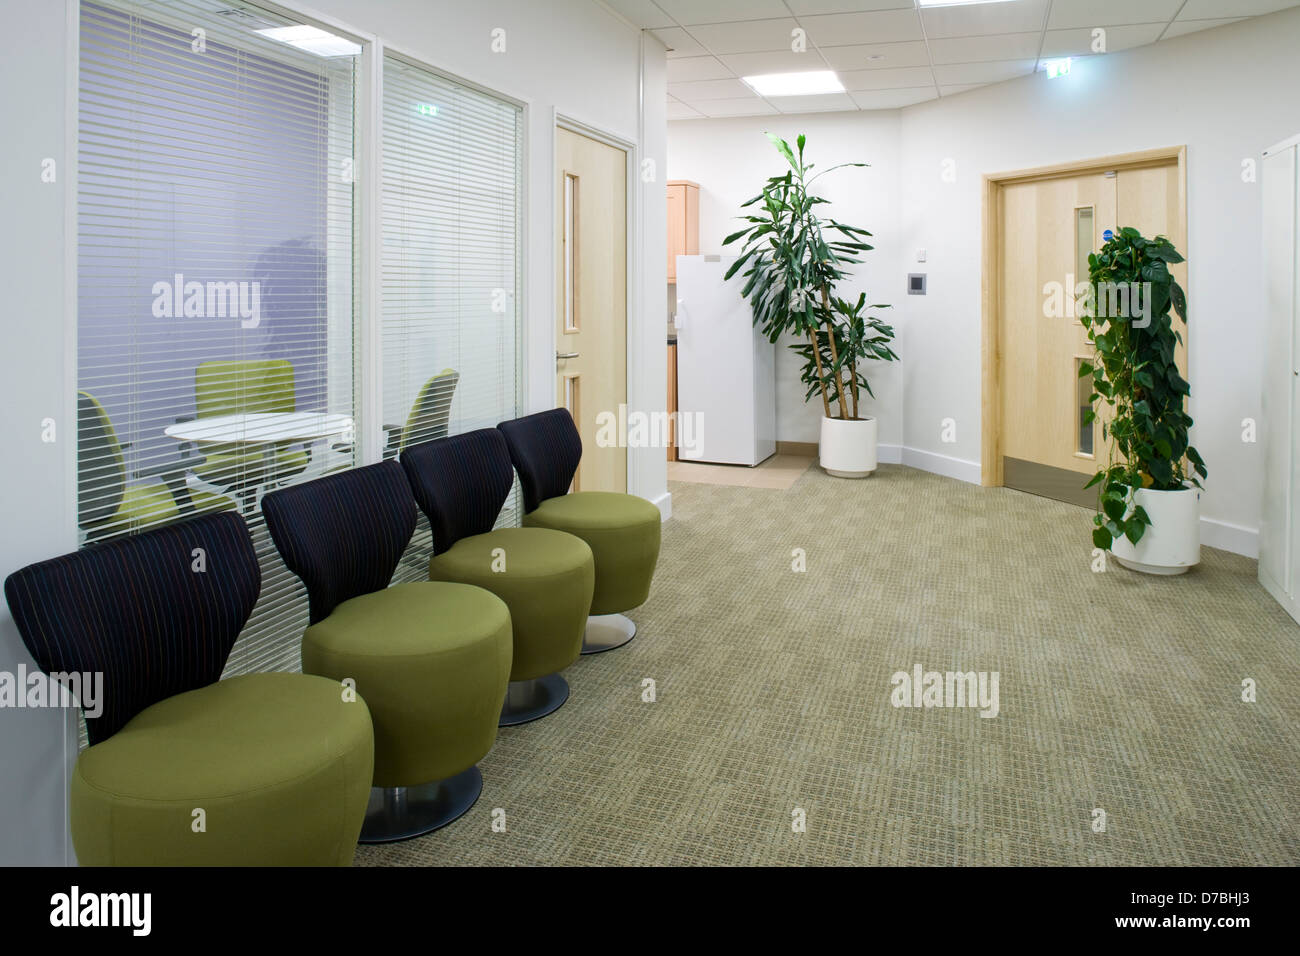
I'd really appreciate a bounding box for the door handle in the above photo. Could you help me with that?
[556,351,579,360]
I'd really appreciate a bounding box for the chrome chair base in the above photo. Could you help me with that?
[499,673,569,727]
[581,613,637,655]
[358,766,482,844]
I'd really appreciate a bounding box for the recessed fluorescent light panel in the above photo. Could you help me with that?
[255,25,361,57]
[742,71,844,97]
[917,0,1017,6]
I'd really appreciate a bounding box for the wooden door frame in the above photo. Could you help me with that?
[552,112,637,491]
[980,145,1188,486]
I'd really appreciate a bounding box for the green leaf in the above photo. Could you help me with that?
[1124,520,1145,546]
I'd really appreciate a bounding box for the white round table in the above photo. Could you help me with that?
[164,412,355,445]
[165,412,355,513]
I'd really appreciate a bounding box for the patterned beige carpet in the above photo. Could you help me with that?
[356,464,1300,866]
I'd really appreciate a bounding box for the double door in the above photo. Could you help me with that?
[998,160,1186,506]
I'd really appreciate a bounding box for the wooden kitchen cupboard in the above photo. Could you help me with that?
[666,180,699,282]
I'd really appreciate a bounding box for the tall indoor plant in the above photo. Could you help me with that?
[1079,226,1207,574]
[723,133,897,478]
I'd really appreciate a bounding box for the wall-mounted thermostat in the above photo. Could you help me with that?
[908,273,927,295]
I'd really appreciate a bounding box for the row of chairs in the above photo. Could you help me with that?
[5,409,661,864]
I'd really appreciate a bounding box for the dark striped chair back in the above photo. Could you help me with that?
[496,409,582,513]
[261,460,416,624]
[400,429,514,554]
[3,511,261,744]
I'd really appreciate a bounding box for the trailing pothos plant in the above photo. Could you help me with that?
[722,133,897,420]
[1078,226,1206,551]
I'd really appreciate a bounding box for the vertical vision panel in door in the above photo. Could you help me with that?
[555,127,627,493]
[1000,172,1115,507]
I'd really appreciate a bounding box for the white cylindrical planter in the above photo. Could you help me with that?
[1110,485,1201,575]
[819,416,877,478]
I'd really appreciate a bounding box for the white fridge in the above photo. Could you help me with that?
[674,254,776,466]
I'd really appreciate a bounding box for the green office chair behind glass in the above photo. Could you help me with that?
[385,368,459,457]
[77,390,235,541]
[189,359,310,490]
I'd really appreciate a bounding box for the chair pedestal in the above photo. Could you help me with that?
[499,673,569,726]
[581,613,637,654]
[359,766,482,844]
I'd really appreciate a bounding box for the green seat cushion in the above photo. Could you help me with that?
[428,527,593,682]
[524,492,661,616]
[71,672,373,866]
[303,581,512,788]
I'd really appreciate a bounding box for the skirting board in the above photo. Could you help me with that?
[650,490,672,522]
[900,446,981,485]
[1199,516,1258,559]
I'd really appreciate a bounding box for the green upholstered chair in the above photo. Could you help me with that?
[190,359,309,489]
[78,391,235,541]
[384,368,459,458]
[498,409,661,654]
[262,460,512,842]
[3,511,374,866]
[400,429,594,726]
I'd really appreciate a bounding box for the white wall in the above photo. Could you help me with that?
[0,0,665,864]
[0,0,80,868]
[668,112,903,450]
[900,8,1300,552]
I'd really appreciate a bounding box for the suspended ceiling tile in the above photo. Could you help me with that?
[691,97,779,117]
[1041,22,1167,57]
[1047,0,1184,30]
[849,86,939,110]
[651,27,707,58]
[1161,17,1246,38]
[786,0,913,14]
[818,40,931,71]
[668,77,755,102]
[932,59,1038,86]
[921,0,1050,39]
[599,0,676,29]
[654,0,791,26]
[839,65,936,91]
[928,32,1043,65]
[767,91,858,113]
[1178,0,1300,17]
[719,49,824,76]
[667,99,707,120]
[686,17,802,55]
[666,55,735,83]
[799,9,925,46]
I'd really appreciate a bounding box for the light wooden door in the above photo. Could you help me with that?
[556,126,627,492]
[998,162,1185,506]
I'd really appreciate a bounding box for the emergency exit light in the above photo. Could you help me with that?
[1044,58,1071,79]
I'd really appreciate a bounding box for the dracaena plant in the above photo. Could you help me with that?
[722,133,896,421]
[1078,227,1206,551]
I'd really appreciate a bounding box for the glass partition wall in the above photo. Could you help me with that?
[76,1,523,684]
